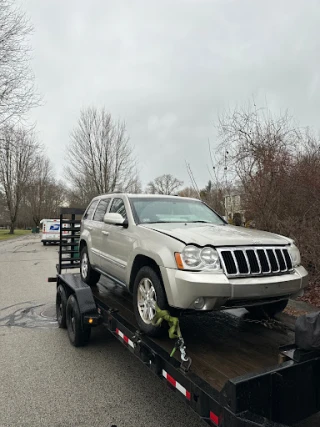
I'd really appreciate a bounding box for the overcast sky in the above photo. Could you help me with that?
[21,0,320,189]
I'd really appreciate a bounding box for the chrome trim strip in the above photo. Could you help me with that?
[242,250,251,274]
[231,251,239,275]
[272,249,281,273]
[254,249,262,274]
[264,249,272,273]
[92,248,126,270]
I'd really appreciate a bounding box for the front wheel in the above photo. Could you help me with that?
[80,246,100,286]
[246,299,288,319]
[66,294,91,346]
[133,266,168,337]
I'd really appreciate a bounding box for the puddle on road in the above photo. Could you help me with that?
[0,301,57,328]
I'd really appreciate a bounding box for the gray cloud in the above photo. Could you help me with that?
[21,0,320,189]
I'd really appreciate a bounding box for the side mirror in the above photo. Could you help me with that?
[103,212,128,227]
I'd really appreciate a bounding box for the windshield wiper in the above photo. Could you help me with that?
[185,220,211,223]
[142,221,170,224]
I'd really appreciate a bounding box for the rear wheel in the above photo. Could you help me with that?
[56,284,68,328]
[133,266,168,337]
[246,299,289,319]
[80,246,100,286]
[66,294,91,346]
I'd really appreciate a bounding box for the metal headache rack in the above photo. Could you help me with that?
[57,207,85,274]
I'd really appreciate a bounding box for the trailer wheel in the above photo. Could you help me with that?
[133,266,168,337]
[56,284,68,328]
[66,294,91,346]
[80,246,100,286]
[246,299,289,319]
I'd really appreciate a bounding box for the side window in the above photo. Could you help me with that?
[83,200,99,220]
[93,199,110,222]
[110,198,127,220]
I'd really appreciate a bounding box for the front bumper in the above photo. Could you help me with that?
[160,265,309,310]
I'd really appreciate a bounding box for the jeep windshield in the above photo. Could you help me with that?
[129,197,225,225]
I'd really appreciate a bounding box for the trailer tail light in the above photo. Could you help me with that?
[210,411,221,426]
[162,370,191,400]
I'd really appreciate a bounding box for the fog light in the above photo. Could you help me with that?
[193,297,205,309]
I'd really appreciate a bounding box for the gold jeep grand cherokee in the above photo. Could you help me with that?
[79,194,308,336]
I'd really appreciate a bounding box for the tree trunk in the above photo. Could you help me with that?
[9,222,15,234]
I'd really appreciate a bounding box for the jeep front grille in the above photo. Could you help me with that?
[217,247,293,277]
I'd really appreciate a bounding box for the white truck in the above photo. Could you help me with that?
[40,219,61,245]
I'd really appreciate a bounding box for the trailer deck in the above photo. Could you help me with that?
[51,208,320,427]
[93,277,293,392]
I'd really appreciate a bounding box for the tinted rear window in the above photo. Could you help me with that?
[83,200,99,220]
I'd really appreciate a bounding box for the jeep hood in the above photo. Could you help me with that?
[141,223,291,247]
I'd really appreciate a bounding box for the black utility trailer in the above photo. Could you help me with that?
[49,208,320,427]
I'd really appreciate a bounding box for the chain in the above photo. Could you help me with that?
[243,315,288,332]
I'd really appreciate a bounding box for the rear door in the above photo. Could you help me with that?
[99,197,135,284]
[90,197,111,268]
[82,199,99,266]
[42,220,60,241]
[47,220,60,241]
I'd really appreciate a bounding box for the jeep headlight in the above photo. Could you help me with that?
[175,245,222,271]
[288,244,301,267]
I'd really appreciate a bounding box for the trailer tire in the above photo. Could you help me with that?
[246,299,289,319]
[56,284,68,328]
[80,246,100,286]
[133,266,168,337]
[66,294,91,347]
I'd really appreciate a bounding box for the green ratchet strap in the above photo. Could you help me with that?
[152,305,182,357]
[152,305,182,339]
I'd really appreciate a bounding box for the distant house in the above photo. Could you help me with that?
[224,193,245,224]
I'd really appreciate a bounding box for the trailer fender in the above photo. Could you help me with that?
[57,274,99,322]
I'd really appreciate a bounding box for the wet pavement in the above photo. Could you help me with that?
[0,301,57,328]
[0,235,319,426]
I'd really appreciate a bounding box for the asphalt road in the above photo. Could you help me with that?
[0,236,319,427]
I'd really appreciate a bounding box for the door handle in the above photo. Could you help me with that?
[102,231,109,236]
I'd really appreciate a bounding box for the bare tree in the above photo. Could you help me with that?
[178,186,200,199]
[23,156,66,225]
[147,174,183,195]
[0,0,40,124]
[0,126,40,233]
[216,101,320,293]
[217,103,299,230]
[65,107,138,206]
[0,188,9,226]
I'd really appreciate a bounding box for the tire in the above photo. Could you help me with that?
[133,266,168,337]
[66,294,91,347]
[246,299,289,319]
[80,246,100,286]
[56,284,68,328]
[42,241,46,246]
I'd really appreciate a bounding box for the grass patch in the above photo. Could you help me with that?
[0,229,32,241]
